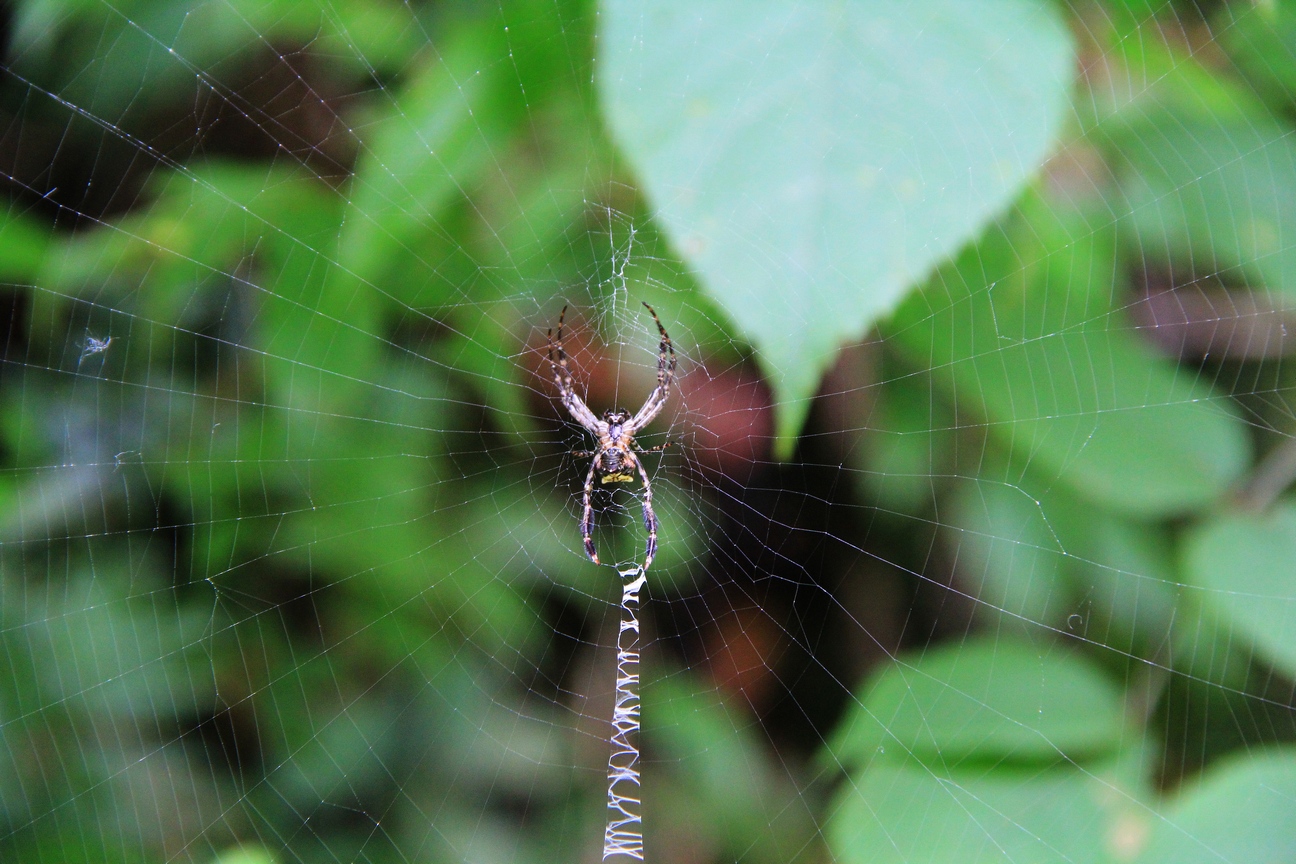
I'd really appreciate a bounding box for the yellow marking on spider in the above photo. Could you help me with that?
[601,472,635,484]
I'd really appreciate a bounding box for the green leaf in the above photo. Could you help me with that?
[1114,111,1296,297]
[1183,504,1296,679]
[230,0,424,74]
[337,15,521,295]
[10,0,421,124]
[1047,499,1178,656]
[1083,21,1258,133]
[338,0,578,304]
[649,674,783,841]
[945,477,1070,631]
[889,194,1249,516]
[1134,751,1296,864]
[0,208,51,283]
[14,563,215,719]
[827,762,1114,864]
[1220,2,1296,110]
[599,0,1074,454]
[948,466,1179,652]
[1092,25,1296,297]
[209,847,276,864]
[828,637,1125,768]
[39,163,376,411]
[647,671,815,862]
[853,374,954,515]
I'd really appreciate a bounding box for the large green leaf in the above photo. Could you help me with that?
[889,195,1249,516]
[10,0,420,123]
[0,208,51,283]
[828,637,1126,768]
[946,462,1179,651]
[1183,504,1296,679]
[337,14,521,296]
[338,0,578,304]
[945,477,1071,631]
[828,762,1115,864]
[1134,751,1296,864]
[1114,112,1296,298]
[1220,1,1296,108]
[647,672,815,862]
[1089,21,1296,297]
[598,0,1074,453]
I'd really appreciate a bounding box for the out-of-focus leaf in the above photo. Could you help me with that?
[266,366,545,655]
[1220,2,1296,109]
[828,636,1125,768]
[1101,0,1164,26]
[952,466,1179,653]
[599,0,1074,453]
[1183,504,1296,679]
[648,671,816,863]
[827,761,1114,864]
[210,846,276,864]
[10,0,421,123]
[855,375,954,515]
[0,207,51,282]
[1091,21,1296,297]
[945,477,1070,630]
[426,87,601,428]
[250,183,381,412]
[262,674,403,808]
[13,0,217,120]
[1168,609,1256,694]
[436,694,573,802]
[889,193,1249,516]
[1134,750,1296,864]
[158,395,294,581]
[4,562,214,721]
[338,18,517,293]
[39,164,383,412]
[1084,23,1255,133]
[339,0,577,306]
[229,0,425,74]
[1048,499,1178,655]
[1114,112,1296,298]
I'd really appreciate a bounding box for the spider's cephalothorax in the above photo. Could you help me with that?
[547,303,675,569]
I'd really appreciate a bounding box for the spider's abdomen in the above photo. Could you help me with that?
[600,447,634,484]
[603,446,625,472]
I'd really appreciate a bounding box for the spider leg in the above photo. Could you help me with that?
[632,454,658,571]
[635,440,672,454]
[547,306,571,392]
[581,458,600,565]
[547,306,602,431]
[643,302,676,380]
[629,302,677,430]
[569,449,595,458]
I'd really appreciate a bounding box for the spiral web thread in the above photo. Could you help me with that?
[602,564,646,860]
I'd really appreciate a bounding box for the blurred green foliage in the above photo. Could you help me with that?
[0,1,1295,863]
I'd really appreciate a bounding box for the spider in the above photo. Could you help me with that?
[548,302,676,570]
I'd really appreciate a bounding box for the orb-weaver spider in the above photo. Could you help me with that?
[547,303,676,569]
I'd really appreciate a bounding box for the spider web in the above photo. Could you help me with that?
[0,2,1295,863]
